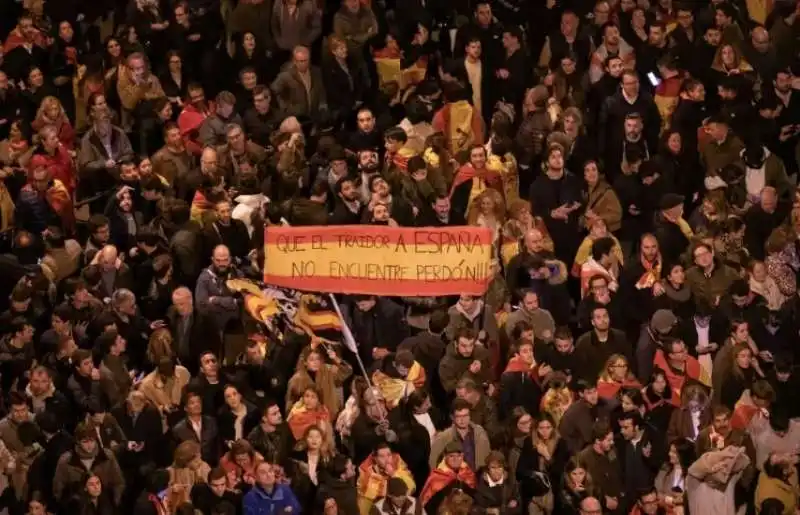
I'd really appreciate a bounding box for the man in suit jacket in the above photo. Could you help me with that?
[172,390,220,466]
[168,287,222,376]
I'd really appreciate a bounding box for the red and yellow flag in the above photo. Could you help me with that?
[264,225,493,297]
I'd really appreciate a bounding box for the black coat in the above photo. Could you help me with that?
[27,430,74,507]
[652,213,691,267]
[515,436,570,504]
[321,56,369,117]
[111,403,165,467]
[172,415,220,465]
[217,400,260,445]
[191,483,243,515]
[167,307,222,374]
[346,299,409,369]
[499,370,544,420]
[598,89,661,166]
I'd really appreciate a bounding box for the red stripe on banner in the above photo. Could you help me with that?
[265,225,494,246]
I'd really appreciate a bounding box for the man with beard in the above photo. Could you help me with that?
[691,25,722,87]
[247,401,294,468]
[202,199,251,262]
[619,234,664,343]
[177,83,213,156]
[418,195,466,227]
[599,71,660,177]
[117,52,166,131]
[195,244,242,338]
[346,108,383,155]
[574,305,631,382]
[329,176,363,224]
[364,175,414,226]
[356,149,380,203]
[153,122,194,192]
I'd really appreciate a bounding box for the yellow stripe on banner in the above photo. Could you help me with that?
[264,243,492,283]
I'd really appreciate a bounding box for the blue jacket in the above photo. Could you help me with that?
[242,484,301,515]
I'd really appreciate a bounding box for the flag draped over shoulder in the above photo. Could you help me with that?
[419,462,476,507]
[372,362,426,408]
[356,454,416,514]
[46,180,75,232]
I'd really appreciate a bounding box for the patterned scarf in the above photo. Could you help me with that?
[635,253,662,290]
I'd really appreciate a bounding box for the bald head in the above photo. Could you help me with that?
[752,27,770,52]
[201,147,217,175]
[524,229,544,253]
[99,245,118,270]
[172,287,193,316]
[579,496,602,515]
[211,245,231,273]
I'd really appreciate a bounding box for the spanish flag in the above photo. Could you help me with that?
[294,294,343,343]
[372,362,426,408]
[357,454,416,515]
[419,462,476,507]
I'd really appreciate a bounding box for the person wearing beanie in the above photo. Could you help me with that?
[635,309,678,382]
[53,421,126,506]
[653,192,692,267]
[368,476,420,515]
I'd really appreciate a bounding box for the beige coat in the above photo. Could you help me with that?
[116,66,166,112]
[429,424,491,471]
[138,365,191,411]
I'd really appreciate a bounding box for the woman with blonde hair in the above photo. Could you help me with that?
[167,440,210,506]
[147,327,175,367]
[32,96,75,149]
[286,346,352,418]
[688,190,729,233]
[467,188,506,249]
[597,354,642,400]
[501,199,554,266]
[711,43,754,77]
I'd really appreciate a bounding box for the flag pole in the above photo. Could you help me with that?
[329,293,374,389]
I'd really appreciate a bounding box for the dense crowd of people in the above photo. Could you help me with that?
[2,0,800,514]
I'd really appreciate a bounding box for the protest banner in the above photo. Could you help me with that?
[264,225,493,296]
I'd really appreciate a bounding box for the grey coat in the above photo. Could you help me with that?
[198,113,244,149]
[270,64,327,119]
[271,0,321,51]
